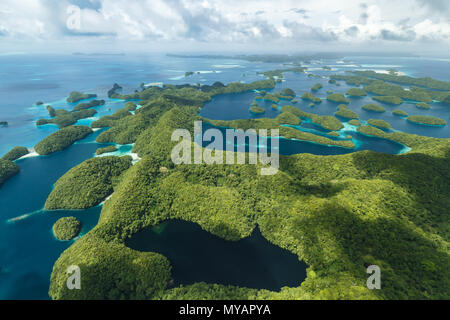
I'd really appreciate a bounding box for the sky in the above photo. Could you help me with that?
[0,0,449,55]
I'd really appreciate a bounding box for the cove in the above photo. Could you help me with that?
[125,219,308,291]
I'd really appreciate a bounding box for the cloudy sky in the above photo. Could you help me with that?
[0,0,449,54]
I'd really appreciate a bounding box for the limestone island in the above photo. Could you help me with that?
[393,110,408,117]
[327,93,349,104]
[67,91,97,103]
[52,217,82,241]
[372,96,403,105]
[346,88,367,97]
[367,119,391,130]
[335,104,359,119]
[34,126,93,155]
[407,115,447,126]
[416,102,431,110]
[96,145,118,155]
[1,146,29,161]
[362,104,386,113]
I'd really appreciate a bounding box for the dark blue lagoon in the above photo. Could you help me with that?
[125,220,308,291]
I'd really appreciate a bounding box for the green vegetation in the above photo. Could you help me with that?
[53,217,82,241]
[311,83,323,92]
[348,119,361,126]
[72,99,105,112]
[281,88,296,96]
[49,78,450,301]
[0,159,19,187]
[393,110,408,117]
[47,105,56,117]
[365,81,431,103]
[125,102,138,111]
[407,116,447,126]
[185,71,195,77]
[367,119,391,130]
[372,96,403,105]
[346,88,366,97]
[249,105,266,114]
[37,108,98,129]
[362,104,386,113]
[352,70,450,91]
[271,104,279,110]
[1,146,29,161]
[301,92,321,104]
[330,74,373,86]
[263,93,280,103]
[34,126,93,155]
[276,112,301,125]
[328,131,339,137]
[416,102,431,110]
[335,105,359,120]
[327,93,349,104]
[45,156,132,210]
[280,106,343,131]
[96,145,118,155]
[67,91,97,103]
[258,66,306,80]
[36,101,44,105]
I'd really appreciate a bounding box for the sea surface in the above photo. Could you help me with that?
[0,53,449,299]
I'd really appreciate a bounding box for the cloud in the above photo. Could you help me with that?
[0,0,449,51]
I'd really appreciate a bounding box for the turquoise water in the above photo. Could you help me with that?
[126,220,308,291]
[0,54,449,299]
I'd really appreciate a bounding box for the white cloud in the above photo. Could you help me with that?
[0,0,449,52]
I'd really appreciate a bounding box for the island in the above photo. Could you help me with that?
[301,92,322,104]
[67,91,97,103]
[372,96,403,105]
[47,105,56,117]
[367,119,391,130]
[335,104,359,119]
[249,102,266,114]
[392,109,408,117]
[37,108,98,129]
[72,99,105,112]
[108,83,123,98]
[96,145,118,155]
[326,93,349,104]
[0,121,8,126]
[362,104,386,113]
[416,102,431,110]
[407,115,447,126]
[45,156,132,210]
[1,146,29,161]
[346,88,367,97]
[34,125,93,155]
[348,119,361,126]
[311,83,323,92]
[52,217,82,241]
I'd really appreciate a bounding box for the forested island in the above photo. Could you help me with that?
[53,217,82,241]
[34,126,93,155]
[407,115,447,126]
[362,104,386,113]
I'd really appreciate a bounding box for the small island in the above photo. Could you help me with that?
[311,83,323,92]
[407,115,447,126]
[34,126,93,155]
[392,109,408,117]
[52,217,82,241]
[362,104,386,113]
[96,145,118,155]
[72,99,105,112]
[335,104,359,119]
[45,156,132,210]
[1,146,29,161]
[0,121,8,126]
[348,119,361,126]
[301,92,321,103]
[416,102,431,110]
[327,93,349,104]
[249,102,266,114]
[346,88,367,97]
[67,91,97,103]
[367,119,391,130]
[372,95,403,105]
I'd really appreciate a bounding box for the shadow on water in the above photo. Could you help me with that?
[125,219,308,291]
